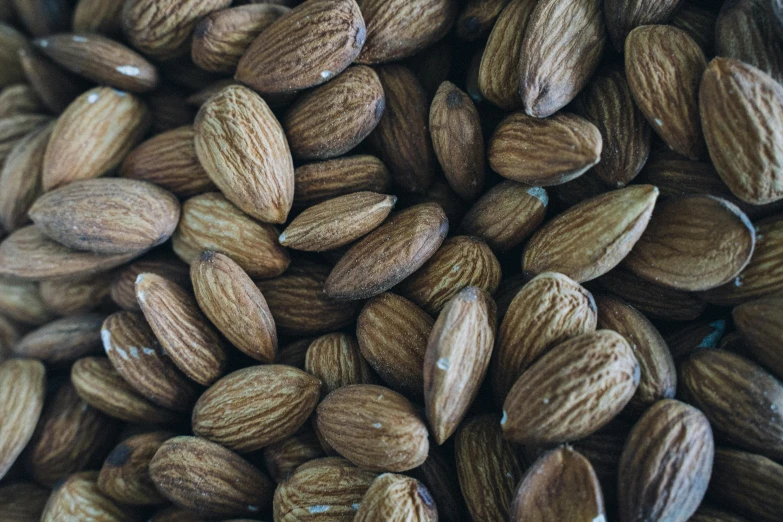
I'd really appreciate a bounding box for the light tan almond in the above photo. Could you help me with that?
[39,272,112,316]
[110,255,190,312]
[42,471,138,522]
[305,333,374,396]
[0,359,45,479]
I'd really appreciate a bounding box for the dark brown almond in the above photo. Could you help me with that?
[13,313,104,364]
[0,23,31,87]
[146,87,196,133]
[708,447,783,522]
[18,47,83,114]
[98,431,171,506]
[666,318,728,362]
[263,431,326,483]
[0,359,45,479]
[110,256,190,312]
[716,0,783,84]
[354,474,437,522]
[294,155,391,207]
[73,0,124,36]
[0,481,49,522]
[41,471,139,522]
[671,3,717,55]
[604,0,685,51]
[733,297,783,379]
[305,333,374,396]
[10,0,69,37]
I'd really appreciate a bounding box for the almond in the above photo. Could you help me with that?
[10,0,69,37]
[619,399,714,522]
[280,192,396,252]
[700,57,783,205]
[523,185,659,283]
[150,436,274,518]
[493,272,597,403]
[263,430,326,483]
[0,359,45,479]
[354,474,437,522]
[716,0,783,84]
[0,113,51,162]
[604,0,686,51]
[502,330,640,444]
[625,25,706,160]
[110,256,190,312]
[194,84,294,224]
[0,122,51,232]
[13,313,104,364]
[192,365,321,452]
[73,0,124,35]
[0,482,49,522]
[42,471,139,522]
[733,297,783,379]
[325,203,448,300]
[39,272,112,316]
[294,155,391,207]
[18,47,83,114]
[0,84,44,117]
[283,65,384,160]
[315,384,429,472]
[305,333,374,396]
[666,319,728,362]
[0,23,31,86]
[456,0,512,41]
[708,447,783,522]
[98,431,171,506]
[0,277,53,324]
[235,0,365,94]
[191,251,277,363]
[671,4,717,54]
[173,192,290,279]
[519,0,607,118]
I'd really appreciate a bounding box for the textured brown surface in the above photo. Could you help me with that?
[39,272,112,315]
[293,155,391,207]
[98,431,171,506]
[734,297,783,379]
[42,471,138,522]
[604,0,684,51]
[716,0,783,84]
[354,474,437,522]
[0,122,51,232]
[708,448,783,522]
[305,333,374,396]
[13,313,104,364]
[0,359,44,480]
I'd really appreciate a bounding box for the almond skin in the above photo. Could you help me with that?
[0,482,49,522]
[523,185,659,283]
[489,111,602,186]
[30,178,180,255]
[73,0,123,35]
[263,431,326,483]
[280,192,396,252]
[110,256,190,312]
[294,155,391,207]
[456,0,511,41]
[235,0,366,94]
[315,384,429,472]
[13,313,104,364]
[354,474,437,522]
[194,84,294,224]
[708,448,783,522]
[192,365,321,452]
[624,195,756,291]
[325,203,448,300]
[283,65,385,160]
[39,273,112,316]
[493,272,597,403]
[42,87,150,191]
[192,251,277,363]
[502,330,640,444]
[604,0,685,51]
[510,447,605,522]
[0,359,45,479]
[305,333,375,396]
[519,0,606,118]
[18,47,83,114]
[618,399,714,522]
[0,277,53,325]
[700,57,783,205]
[0,113,51,164]
[716,0,783,84]
[42,471,138,522]
[150,436,274,518]
[733,297,783,379]
[98,431,171,506]
[625,25,706,160]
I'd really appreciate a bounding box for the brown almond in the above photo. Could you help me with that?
[0,84,44,117]
[110,256,190,312]
[604,0,685,51]
[0,113,51,163]
[42,471,138,522]
[0,23,30,87]
[0,122,51,232]
[708,447,783,522]
[305,333,374,396]
[354,474,437,522]
[523,185,659,283]
[39,272,112,316]
[0,481,49,522]
[10,0,69,37]
[0,315,17,364]
[716,0,783,84]
[0,359,45,479]
[13,313,104,364]
[98,431,171,506]
[191,251,277,363]
[666,319,728,362]
[263,431,326,483]
[625,25,706,160]
[18,47,83,114]
[294,155,391,207]
[73,0,124,35]
[235,0,365,94]
[456,0,512,41]
[671,4,717,55]
[0,277,54,324]
[733,297,783,379]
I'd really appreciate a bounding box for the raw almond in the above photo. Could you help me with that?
[0,113,51,162]
[733,297,783,379]
[604,0,685,51]
[98,431,171,506]
[0,359,45,479]
[10,0,69,37]
[263,431,326,483]
[716,0,783,84]
[0,84,44,117]
[42,471,138,522]
[0,277,53,324]
[305,333,374,395]
[194,84,294,224]
[455,0,511,41]
[0,482,49,522]
[294,155,391,207]
[354,474,437,522]
[73,0,124,35]
[0,122,51,232]
[39,272,112,315]
[110,255,190,312]
[13,313,104,364]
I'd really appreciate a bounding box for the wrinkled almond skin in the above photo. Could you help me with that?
[503,330,640,444]
[13,313,104,364]
[357,292,433,399]
[150,436,274,518]
[0,359,45,479]
[42,87,150,191]
[523,185,659,283]
[325,203,448,300]
[284,66,384,160]
[235,0,366,94]
[511,447,605,522]
[493,272,598,403]
[191,251,277,363]
[716,0,783,84]
[193,365,321,452]
[194,85,294,224]
[316,384,429,472]
[489,111,602,186]
[173,192,290,279]
[708,448,783,522]
[294,155,391,207]
[604,0,685,51]
[42,471,138,522]
[263,431,326,483]
[700,57,783,205]
[0,122,51,232]
[354,474,437,522]
[625,25,706,160]
[519,0,606,118]
[110,256,190,312]
[619,400,714,522]
[680,350,783,461]
[273,457,377,522]
[734,297,783,379]
[305,333,374,395]
[98,431,171,506]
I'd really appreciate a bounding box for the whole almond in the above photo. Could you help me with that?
[280,192,396,252]
[619,399,714,522]
[0,122,51,232]
[625,25,706,160]
[235,0,366,94]
[0,23,31,86]
[73,0,124,35]
[42,471,138,522]
[316,384,429,472]
[523,185,659,283]
[356,292,433,399]
[0,359,45,479]
[194,84,294,224]
[305,333,374,395]
[0,278,53,324]
[716,0,783,84]
[0,113,51,163]
[192,4,290,74]
[519,0,606,118]
[325,203,448,300]
[18,47,83,114]
[456,0,512,41]
[102,311,198,411]
[284,66,384,160]
[0,481,49,522]
[700,57,783,205]
[150,436,274,518]
[39,272,112,315]
[294,155,391,207]
[120,125,216,197]
[13,313,104,364]
[0,84,44,117]
[191,251,277,363]
[493,272,597,403]
[733,297,783,379]
[489,111,602,186]
[680,349,783,461]
[98,431,171,506]
[110,256,190,312]
[708,447,783,522]
[354,474,437,522]
[34,33,158,92]
[424,286,495,444]
[502,330,640,444]
[604,0,686,51]
[136,272,227,386]
[263,431,326,483]
[192,365,321,452]
[173,192,290,279]
[30,178,180,255]
[666,319,728,361]
[511,447,605,522]
[671,4,717,54]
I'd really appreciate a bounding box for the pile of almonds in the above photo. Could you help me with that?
[0,0,782,520]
